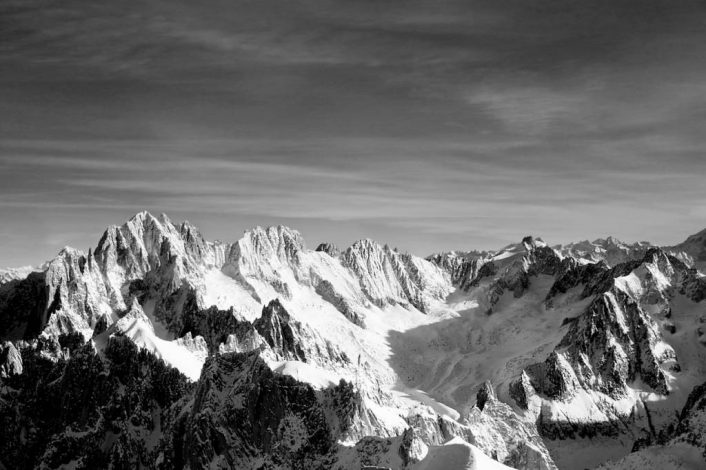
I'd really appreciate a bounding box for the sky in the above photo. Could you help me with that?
[1,0,706,266]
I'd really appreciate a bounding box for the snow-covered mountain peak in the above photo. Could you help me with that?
[46,245,90,281]
[342,238,394,268]
[347,237,386,252]
[236,224,306,263]
[491,235,551,262]
[521,235,547,251]
[56,245,84,258]
[95,211,180,270]
[595,235,620,245]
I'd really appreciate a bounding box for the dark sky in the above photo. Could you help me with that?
[1,0,706,266]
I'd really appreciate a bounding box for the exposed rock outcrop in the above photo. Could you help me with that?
[0,341,22,377]
[316,242,341,257]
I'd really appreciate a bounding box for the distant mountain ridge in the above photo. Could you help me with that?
[1,211,705,470]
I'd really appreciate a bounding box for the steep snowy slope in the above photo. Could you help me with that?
[97,298,208,381]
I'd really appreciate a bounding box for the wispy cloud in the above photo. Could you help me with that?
[1,0,706,266]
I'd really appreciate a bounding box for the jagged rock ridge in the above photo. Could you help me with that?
[2,214,706,470]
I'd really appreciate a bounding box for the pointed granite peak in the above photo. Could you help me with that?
[476,380,496,411]
[521,236,547,251]
[315,242,340,257]
[253,299,305,362]
[259,298,290,322]
[129,210,154,221]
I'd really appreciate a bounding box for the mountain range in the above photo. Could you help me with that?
[1,211,705,470]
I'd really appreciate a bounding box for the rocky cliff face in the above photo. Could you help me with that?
[0,340,22,377]
[252,299,349,366]
[426,250,489,289]
[341,239,450,313]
